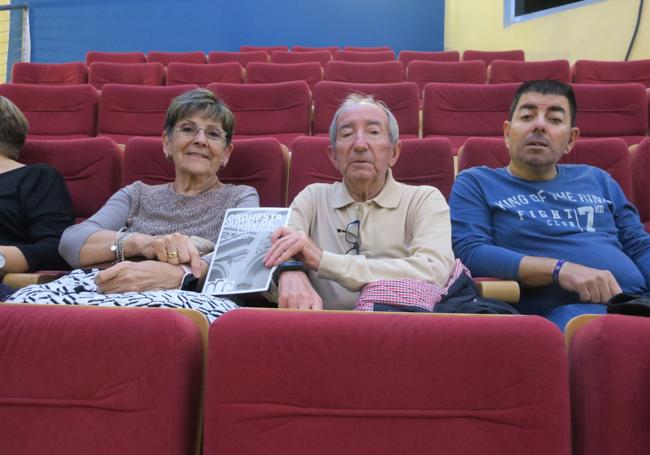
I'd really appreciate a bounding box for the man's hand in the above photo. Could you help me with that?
[264,227,323,271]
[128,233,202,277]
[95,260,185,294]
[277,271,323,310]
[557,261,622,303]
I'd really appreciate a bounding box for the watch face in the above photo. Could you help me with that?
[0,253,5,269]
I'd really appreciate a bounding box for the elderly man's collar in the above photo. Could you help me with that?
[332,169,400,209]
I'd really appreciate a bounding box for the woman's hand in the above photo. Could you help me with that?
[95,260,185,293]
[127,232,202,277]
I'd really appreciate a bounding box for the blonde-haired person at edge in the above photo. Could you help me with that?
[8,89,258,322]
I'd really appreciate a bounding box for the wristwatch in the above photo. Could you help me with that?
[0,253,6,272]
[272,260,307,285]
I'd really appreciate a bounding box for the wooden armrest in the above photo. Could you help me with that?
[2,271,66,289]
[475,279,520,303]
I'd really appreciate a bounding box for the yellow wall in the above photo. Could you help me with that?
[446,0,649,62]
[0,0,11,82]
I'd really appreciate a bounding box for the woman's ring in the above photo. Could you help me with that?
[168,250,179,258]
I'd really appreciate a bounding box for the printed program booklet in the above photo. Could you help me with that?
[202,207,291,295]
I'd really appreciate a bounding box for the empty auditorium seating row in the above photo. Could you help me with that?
[2,81,647,148]
[3,303,648,455]
[15,54,650,88]
[18,135,649,233]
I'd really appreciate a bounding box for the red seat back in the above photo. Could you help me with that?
[463,49,525,65]
[20,137,122,221]
[407,60,487,93]
[572,83,648,145]
[458,137,634,201]
[240,45,288,53]
[208,81,311,146]
[398,50,460,66]
[489,59,571,83]
[292,45,338,57]
[343,46,392,52]
[572,59,650,88]
[0,305,203,455]
[271,50,332,67]
[98,84,197,144]
[88,62,165,90]
[569,315,650,455]
[85,51,146,65]
[334,49,395,62]
[313,81,420,139]
[11,62,88,85]
[630,138,650,231]
[204,309,571,455]
[0,83,99,139]
[207,51,269,66]
[324,60,404,83]
[246,62,323,91]
[122,136,287,207]
[166,62,244,86]
[146,51,206,66]
[288,136,454,203]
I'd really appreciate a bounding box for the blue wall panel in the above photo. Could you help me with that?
[22,0,444,62]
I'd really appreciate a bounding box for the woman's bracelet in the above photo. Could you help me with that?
[110,228,133,263]
[552,259,566,284]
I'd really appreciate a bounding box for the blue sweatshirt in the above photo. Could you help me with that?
[450,165,650,314]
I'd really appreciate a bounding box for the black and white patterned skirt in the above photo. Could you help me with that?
[6,268,238,323]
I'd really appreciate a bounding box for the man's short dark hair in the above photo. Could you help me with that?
[509,80,577,127]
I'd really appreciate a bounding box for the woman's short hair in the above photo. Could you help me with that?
[0,96,29,160]
[164,88,235,145]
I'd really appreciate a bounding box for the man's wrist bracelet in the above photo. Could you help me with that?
[272,260,307,286]
[552,259,566,284]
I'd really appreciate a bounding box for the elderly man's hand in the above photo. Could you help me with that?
[129,232,202,277]
[557,261,622,303]
[277,271,323,310]
[264,226,323,271]
[95,260,185,294]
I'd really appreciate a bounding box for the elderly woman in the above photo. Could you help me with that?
[9,89,258,321]
[0,96,74,299]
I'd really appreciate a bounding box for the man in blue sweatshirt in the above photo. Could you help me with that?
[450,80,650,329]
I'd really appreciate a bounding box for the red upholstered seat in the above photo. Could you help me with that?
[240,45,289,53]
[324,60,405,83]
[291,45,338,57]
[462,49,525,65]
[207,50,269,66]
[204,309,571,455]
[146,50,206,66]
[288,136,454,203]
[569,315,650,455]
[398,50,460,66]
[11,62,88,85]
[245,62,323,91]
[98,84,198,144]
[630,138,650,232]
[207,81,311,146]
[489,59,571,83]
[85,51,146,65]
[457,137,634,201]
[572,59,650,88]
[422,83,519,151]
[312,81,420,139]
[572,83,648,146]
[0,304,203,455]
[88,62,165,89]
[166,62,244,86]
[0,83,99,139]
[407,60,487,94]
[122,136,287,206]
[20,137,122,222]
[271,50,332,67]
[334,49,395,62]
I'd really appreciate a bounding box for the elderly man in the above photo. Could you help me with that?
[450,80,650,329]
[264,94,454,310]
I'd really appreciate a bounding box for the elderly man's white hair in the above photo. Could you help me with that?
[328,93,400,146]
